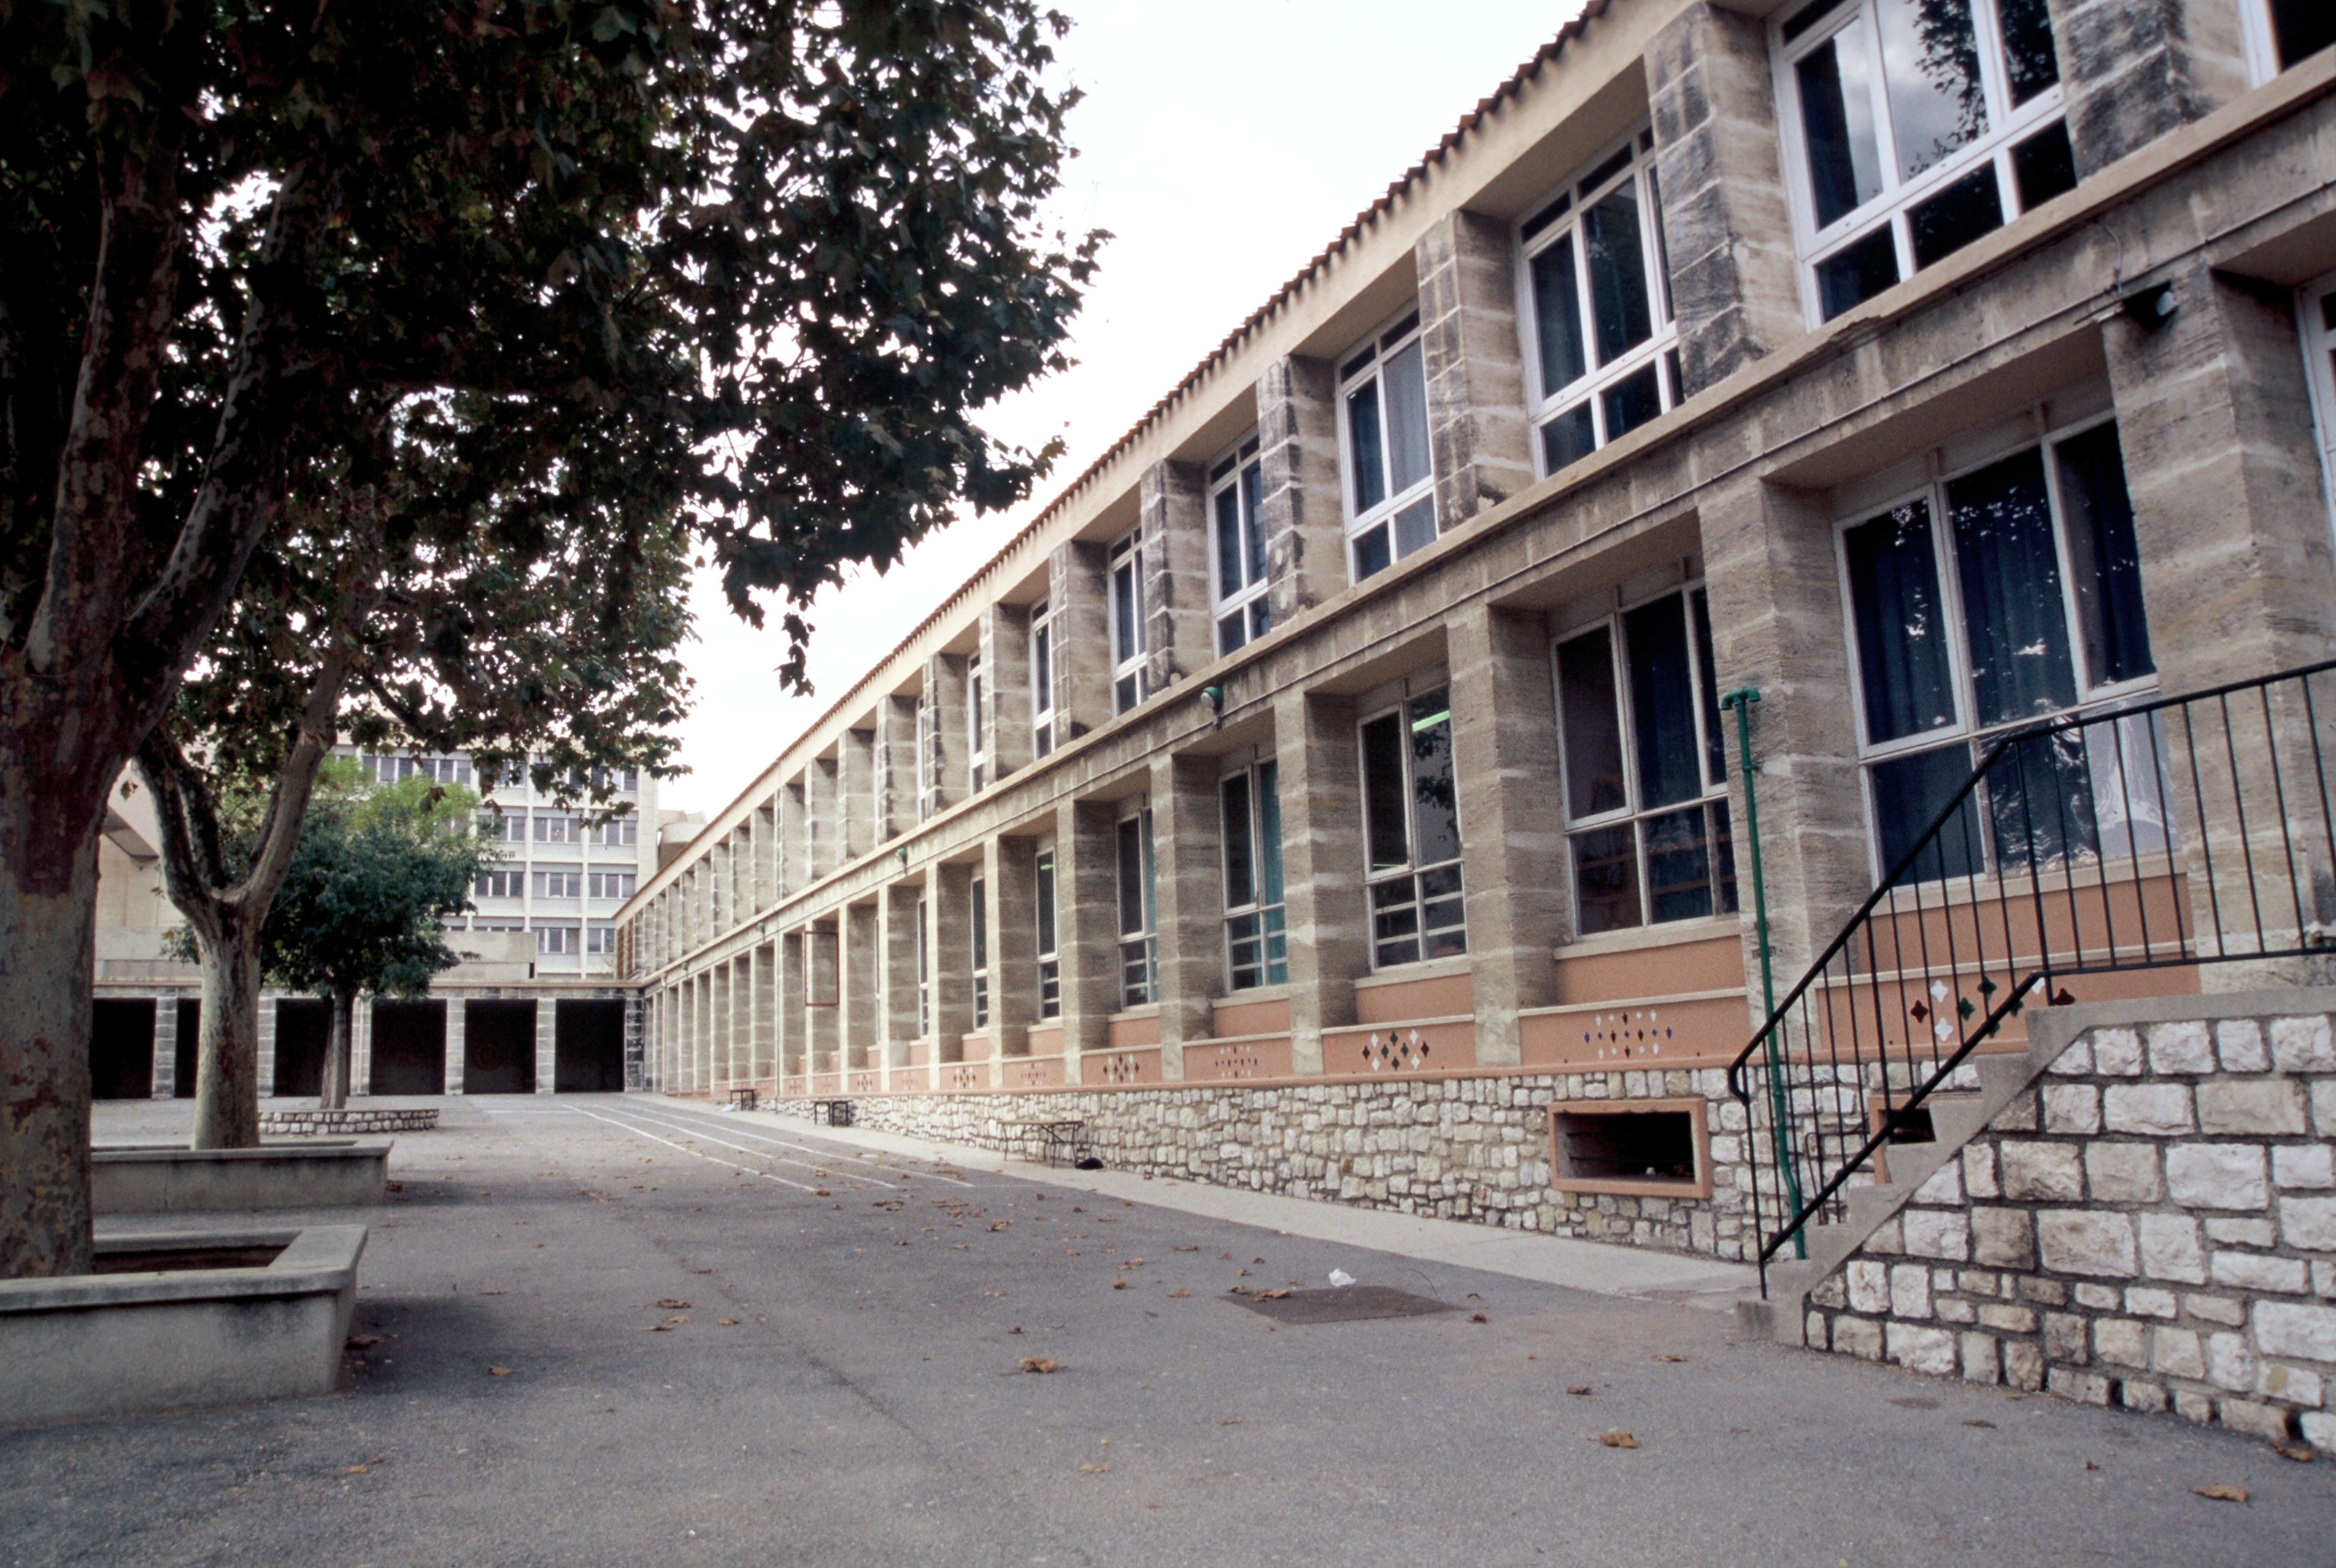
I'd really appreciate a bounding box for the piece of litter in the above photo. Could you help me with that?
[655,1299,691,1310]
[488,1367,512,1378]
[1469,1312,1489,1324]
[1167,1289,1190,1299]
[344,1464,368,1475]
[1597,1431,1638,1449]
[1020,1356,1058,1375]
[1327,1269,1356,1288]
[1257,1288,1290,1299]
[1112,1278,1128,1291]
[989,1220,1011,1231]
[1078,1463,1110,1473]
[717,1318,741,1326]
[2194,1483,2247,1502]
[1654,1353,1687,1363]
[2272,1443,2315,1463]
[1962,1418,1995,1429]
[1567,1386,1593,1397]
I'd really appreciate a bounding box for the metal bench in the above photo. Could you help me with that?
[810,1098,855,1128]
[995,1116,1090,1168]
[726,1086,759,1111]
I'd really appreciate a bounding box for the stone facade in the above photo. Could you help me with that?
[258,1106,442,1135]
[1803,1010,2336,1451]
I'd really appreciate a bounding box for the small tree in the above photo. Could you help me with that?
[260,770,494,1111]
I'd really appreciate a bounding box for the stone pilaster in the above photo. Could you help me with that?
[1254,356,1347,623]
[1646,0,1808,395]
[1149,752,1223,1082]
[350,1000,373,1097]
[806,756,840,880]
[779,780,806,898]
[535,990,556,1095]
[979,603,1034,783]
[879,881,920,1077]
[2053,0,2251,178]
[805,924,839,1075]
[1273,687,1368,1074]
[754,941,777,1083]
[841,728,875,861]
[843,900,879,1070]
[444,997,467,1094]
[779,932,805,1084]
[984,835,1038,1060]
[877,694,917,841]
[1052,799,1120,1073]
[1447,603,1567,1066]
[753,797,776,909]
[1417,209,1534,528]
[1138,460,1214,692]
[920,652,971,816]
[925,861,976,1064]
[1046,542,1112,744]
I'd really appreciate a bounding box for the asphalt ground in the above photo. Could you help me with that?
[7,1094,2333,1567]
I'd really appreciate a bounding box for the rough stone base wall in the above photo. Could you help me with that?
[259,1107,441,1135]
[783,1067,1755,1259]
[1805,1011,2336,1451]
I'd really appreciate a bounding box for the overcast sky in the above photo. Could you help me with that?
[660,0,1584,818]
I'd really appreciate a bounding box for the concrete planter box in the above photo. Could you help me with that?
[93,1138,392,1214]
[260,1106,439,1136]
[0,1225,366,1426]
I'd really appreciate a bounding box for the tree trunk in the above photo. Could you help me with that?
[0,827,100,1279]
[188,911,266,1151]
[322,989,355,1112]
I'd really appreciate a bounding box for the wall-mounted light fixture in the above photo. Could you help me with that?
[2118,280,2178,330]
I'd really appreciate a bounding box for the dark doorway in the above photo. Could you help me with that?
[369,1000,446,1096]
[464,1000,537,1094]
[274,998,329,1098]
[555,1000,627,1092]
[174,999,200,1098]
[90,999,155,1100]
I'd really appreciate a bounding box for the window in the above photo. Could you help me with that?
[481,810,527,843]
[1776,0,2074,323]
[1519,130,1681,476]
[586,923,617,955]
[1210,439,1271,654]
[1554,580,1738,935]
[588,870,636,901]
[1357,684,1465,967]
[967,653,987,793]
[916,896,932,1038]
[536,868,583,899]
[595,812,639,848]
[475,868,524,899]
[1035,848,1060,1019]
[1338,310,1438,582]
[1221,760,1288,989]
[473,919,525,933]
[971,876,990,1030]
[1116,808,1156,1008]
[1109,529,1149,714]
[2302,274,2336,551]
[1838,412,2156,884]
[2245,0,2336,81]
[1030,597,1056,757]
[536,922,579,955]
[534,811,579,843]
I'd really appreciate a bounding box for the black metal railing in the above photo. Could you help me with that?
[1730,659,2336,1286]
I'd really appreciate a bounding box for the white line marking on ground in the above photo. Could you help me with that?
[560,1104,822,1191]
[593,1104,901,1188]
[638,1105,976,1187]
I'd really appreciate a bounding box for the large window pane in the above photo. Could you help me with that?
[1583,189,1654,365]
[1256,760,1284,906]
[1112,560,1138,663]
[1360,711,1410,872]
[1384,341,1431,496]
[1601,363,1663,443]
[1816,226,1900,320]
[1624,595,1703,809]
[2052,422,2154,687]
[1222,773,1255,908]
[1557,628,1627,819]
[1994,0,2059,105]
[1571,824,1642,934]
[1797,26,1885,228]
[1541,403,1597,474]
[2271,0,2336,70]
[1692,588,1727,789]
[1348,382,1385,513]
[1241,463,1267,584]
[1947,446,2077,725]
[1117,816,1146,938]
[1643,806,1715,923]
[2009,121,2076,211]
[1215,486,1245,599]
[1986,727,2097,873]
[1035,852,1057,955]
[1844,501,1958,744]
[1531,237,1589,394]
[1872,742,1984,884]
[1408,690,1460,868]
[1908,163,2003,269]
[1876,0,1987,181]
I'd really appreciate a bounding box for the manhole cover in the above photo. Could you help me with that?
[1224,1286,1458,1324]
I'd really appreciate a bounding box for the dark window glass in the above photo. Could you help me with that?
[2052,422,2154,687]
[1249,600,1271,641]
[1691,588,1727,789]
[1256,761,1284,906]
[1347,382,1384,513]
[1844,501,1958,744]
[1384,341,1431,497]
[1392,497,1437,559]
[1215,485,1245,599]
[1644,805,1716,923]
[1711,802,1741,914]
[1986,727,2098,873]
[1873,742,1985,884]
[1624,595,1703,810]
[1816,226,1901,320]
[1353,522,1392,582]
[1782,0,1855,43]
[971,878,987,968]
[1035,853,1057,956]
[2271,0,2336,70]
[1360,711,1410,872]
[1583,189,1654,365]
[1797,29,1885,228]
[1646,166,1675,322]
[2010,120,2077,211]
[1241,463,1266,584]
[1994,0,2059,105]
[1112,560,1138,662]
[1408,690,1460,868]
[1531,239,1588,395]
[1033,625,1051,712]
[1117,816,1146,938]
[1578,145,1635,199]
[1541,403,1597,474]
[1948,446,2078,725]
[1557,628,1627,819]
[1571,824,1641,934]
[1520,192,1570,242]
[1877,0,1986,180]
[1908,163,2004,269]
[1218,612,1246,657]
[1602,363,1664,442]
[1222,773,1255,908]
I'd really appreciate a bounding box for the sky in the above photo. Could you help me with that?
[660,0,1584,818]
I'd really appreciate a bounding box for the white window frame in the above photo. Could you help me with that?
[1208,436,1271,656]
[1107,528,1149,715]
[2300,271,2336,559]
[596,812,639,848]
[475,868,525,900]
[536,867,583,900]
[536,922,579,956]
[1220,757,1287,990]
[1355,675,1467,970]
[1833,403,2160,884]
[533,811,579,844]
[970,874,990,1030]
[586,922,617,955]
[2240,0,2336,85]
[587,870,636,901]
[967,651,987,793]
[1516,127,1681,478]
[1034,844,1060,1019]
[1114,805,1156,1009]
[1771,0,2072,324]
[916,895,932,1038]
[1336,306,1438,583]
[1030,595,1056,757]
[1551,574,1738,937]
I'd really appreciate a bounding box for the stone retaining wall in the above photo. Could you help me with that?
[1803,1010,2336,1451]
[790,1066,1756,1259]
[258,1107,440,1135]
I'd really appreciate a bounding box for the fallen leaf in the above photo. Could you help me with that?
[989,1220,1011,1232]
[1173,1246,1200,1253]
[1066,1249,1080,1256]
[1962,1418,1996,1429]
[1112,1278,1128,1290]
[345,1335,385,1350]
[1654,1354,1687,1363]
[2194,1483,2247,1502]
[814,1189,831,1197]
[1020,1357,1058,1375]
[481,1289,507,1297]
[2083,1461,2100,1470]
[1469,1312,1489,1324]
[1125,1259,1144,1268]
[1078,1464,1111,1474]
[488,1367,512,1378]
[2273,1443,2316,1463]
[1217,1418,1241,1426]
[1235,1267,1249,1277]
[343,1464,368,1475]
[1252,1257,1265,1264]
[952,1244,968,1251]
[1598,1431,1638,1449]
[1257,1288,1291,1299]
[717,1318,741,1326]
[1167,1289,1190,1299]
[1219,1251,1233,1260]
[663,1316,690,1325]
[655,1299,692,1310]
[647,1324,672,1332]
[1568,1386,1594,1397]
[1009,1326,1023,1335]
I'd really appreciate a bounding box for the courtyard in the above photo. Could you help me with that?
[7,1100,2331,1567]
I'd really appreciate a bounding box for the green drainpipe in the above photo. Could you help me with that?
[1721,687,1805,1261]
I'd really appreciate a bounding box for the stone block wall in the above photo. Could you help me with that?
[807,1065,1757,1257]
[1803,1010,2336,1451]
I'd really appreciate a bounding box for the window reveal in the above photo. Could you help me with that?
[1210,440,1271,654]
[1030,596,1056,757]
[1115,809,1157,1008]
[1339,312,1438,582]
[1109,530,1149,715]
[1358,687,1466,968]
[971,875,990,1030]
[1035,849,1060,1019]
[1221,760,1288,989]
